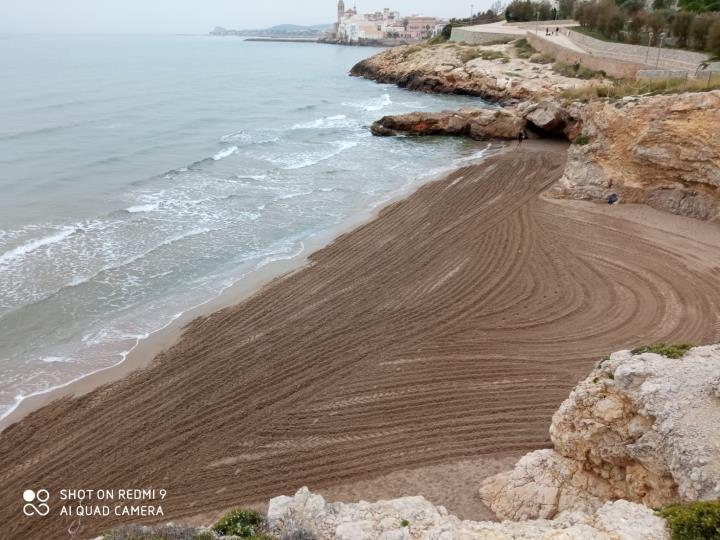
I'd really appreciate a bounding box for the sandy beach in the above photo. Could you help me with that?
[3,140,720,539]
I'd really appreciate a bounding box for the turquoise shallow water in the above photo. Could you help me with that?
[0,34,489,419]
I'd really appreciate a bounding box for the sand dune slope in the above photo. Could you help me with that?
[2,141,720,538]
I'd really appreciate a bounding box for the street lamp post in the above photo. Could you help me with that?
[644,32,654,66]
[470,4,474,22]
[656,32,666,68]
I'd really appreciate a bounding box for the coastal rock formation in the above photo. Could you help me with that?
[479,344,720,520]
[267,487,668,539]
[551,91,720,222]
[371,108,526,140]
[370,100,579,140]
[350,42,595,105]
[522,101,572,136]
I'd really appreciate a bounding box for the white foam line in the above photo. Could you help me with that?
[0,333,148,424]
[212,146,238,161]
[125,203,160,213]
[0,144,493,425]
[0,240,312,424]
[0,227,75,267]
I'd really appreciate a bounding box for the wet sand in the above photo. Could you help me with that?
[2,140,720,538]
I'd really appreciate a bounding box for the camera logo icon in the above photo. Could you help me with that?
[23,489,50,516]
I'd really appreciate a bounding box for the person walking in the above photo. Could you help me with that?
[517,130,526,146]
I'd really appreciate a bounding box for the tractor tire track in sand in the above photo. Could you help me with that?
[2,141,720,538]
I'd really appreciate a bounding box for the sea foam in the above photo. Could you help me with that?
[212,146,238,161]
[125,203,160,213]
[0,227,75,267]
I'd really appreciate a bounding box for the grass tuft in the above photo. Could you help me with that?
[399,45,423,60]
[530,53,555,64]
[459,48,510,63]
[631,343,694,359]
[562,75,720,101]
[213,508,271,538]
[459,48,481,63]
[572,135,590,145]
[553,62,606,80]
[103,524,218,540]
[514,38,536,59]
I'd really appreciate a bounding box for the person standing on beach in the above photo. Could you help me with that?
[517,130,526,145]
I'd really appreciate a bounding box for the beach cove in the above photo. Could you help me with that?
[3,35,720,540]
[4,135,720,537]
[0,35,487,426]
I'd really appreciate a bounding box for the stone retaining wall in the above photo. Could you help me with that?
[450,27,515,44]
[509,19,576,28]
[637,69,720,80]
[566,29,709,70]
[526,32,642,79]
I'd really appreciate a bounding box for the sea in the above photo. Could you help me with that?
[0,34,491,421]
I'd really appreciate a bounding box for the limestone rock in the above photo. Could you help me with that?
[524,101,569,135]
[479,344,720,520]
[351,43,596,105]
[371,109,526,140]
[267,487,668,539]
[550,91,720,221]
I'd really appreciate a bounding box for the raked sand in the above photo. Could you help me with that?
[2,141,720,538]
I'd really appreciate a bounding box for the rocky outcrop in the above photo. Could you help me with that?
[551,91,720,222]
[371,108,526,140]
[521,101,573,136]
[370,100,583,140]
[268,487,668,539]
[351,43,596,105]
[479,344,720,521]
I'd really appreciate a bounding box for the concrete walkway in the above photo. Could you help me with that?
[454,21,587,54]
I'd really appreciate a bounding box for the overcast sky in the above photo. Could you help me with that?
[1,0,492,34]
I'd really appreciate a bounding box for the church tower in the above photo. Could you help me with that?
[337,0,345,22]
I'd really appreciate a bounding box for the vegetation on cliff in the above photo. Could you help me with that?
[658,501,720,540]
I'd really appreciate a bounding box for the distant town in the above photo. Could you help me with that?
[211,1,447,45]
[331,1,444,43]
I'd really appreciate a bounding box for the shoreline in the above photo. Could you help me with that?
[0,143,499,433]
[3,140,720,538]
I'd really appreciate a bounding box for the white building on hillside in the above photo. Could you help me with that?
[332,1,437,43]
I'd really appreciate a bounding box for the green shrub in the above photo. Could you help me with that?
[514,38,536,58]
[562,75,720,100]
[657,501,720,540]
[213,509,268,537]
[631,343,693,359]
[530,52,554,64]
[478,49,509,61]
[572,135,590,145]
[459,48,481,63]
[553,62,606,80]
[578,66,606,79]
[401,519,410,527]
[400,45,423,60]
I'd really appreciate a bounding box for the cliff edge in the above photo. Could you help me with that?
[350,42,599,105]
[551,91,720,222]
[479,344,720,521]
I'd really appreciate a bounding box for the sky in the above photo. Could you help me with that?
[0,0,493,34]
